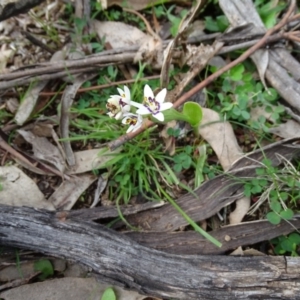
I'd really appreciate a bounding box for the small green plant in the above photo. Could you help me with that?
[245,157,300,225]
[173,146,193,173]
[101,287,116,300]
[271,232,300,256]
[165,6,189,37]
[34,259,54,280]
[255,0,286,29]
[167,127,181,138]
[209,63,285,132]
[204,15,229,32]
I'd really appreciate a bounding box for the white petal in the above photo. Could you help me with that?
[156,88,167,103]
[126,125,135,133]
[153,112,164,122]
[117,88,125,97]
[121,113,137,124]
[115,111,123,120]
[121,117,129,125]
[123,85,131,99]
[159,102,173,111]
[136,106,150,115]
[144,84,154,99]
[130,101,144,109]
[132,122,142,132]
[107,96,120,106]
[122,104,131,112]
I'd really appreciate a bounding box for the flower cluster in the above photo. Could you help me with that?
[106,84,173,133]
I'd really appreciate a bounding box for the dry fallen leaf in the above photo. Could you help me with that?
[102,0,187,11]
[66,148,121,175]
[160,120,177,155]
[255,49,269,91]
[14,80,48,126]
[0,277,147,300]
[0,44,14,72]
[91,20,149,48]
[199,108,243,171]
[0,165,54,210]
[229,196,250,224]
[134,36,163,69]
[198,108,250,224]
[269,120,300,138]
[91,173,108,208]
[17,129,65,173]
[49,174,97,210]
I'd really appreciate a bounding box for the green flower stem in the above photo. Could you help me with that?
[162,108,191,123]
[192,125,200,138]
[160,189,222,248]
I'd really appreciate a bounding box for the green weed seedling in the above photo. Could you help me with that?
[205,15,229,32]
[173,146,193,173]
[271,232,300,256]
[209,62,285,134]
[167,127,181,138]
[255,0,286,29]
[34,259,54,280]
[101,287,116,300]
[245,157,300,225]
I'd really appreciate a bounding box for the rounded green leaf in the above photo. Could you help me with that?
[288,233,300,245]
[101,287,116,300]
[34,259,54,280]
[229,64,245,81]
[266,211,281,225]
[281,239,294,252]
[280,209,294,220]
[270,200,281,213]
[182,102,203,127]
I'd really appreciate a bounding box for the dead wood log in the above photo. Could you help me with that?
[0,0,47,21]
[0,205,300,299]
[126,218,300,255]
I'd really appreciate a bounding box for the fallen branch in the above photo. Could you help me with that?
[0,204,300,300]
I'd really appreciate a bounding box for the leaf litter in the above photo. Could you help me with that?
[1,0,300,299]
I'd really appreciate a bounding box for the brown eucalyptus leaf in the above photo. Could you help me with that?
[66,148,121,175]
[91,20,149,48]
[199,108,243,171]
[269,120,300,138]
[0,166,54,210]
[49,174,97,210]
[14,81,48,125]
[103,0,181,10]
[256,49,269,90]
[17,129,65,173]
[91,173,108,208]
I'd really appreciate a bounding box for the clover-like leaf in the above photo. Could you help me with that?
[266,211,281,225]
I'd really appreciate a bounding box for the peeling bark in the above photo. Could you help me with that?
[0,0,47,21]
[0,205,300,299]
